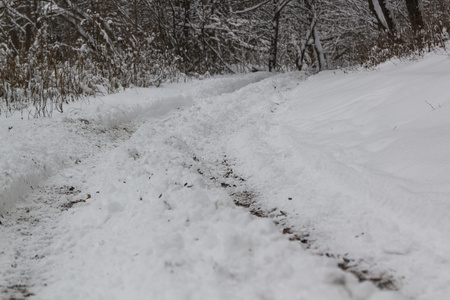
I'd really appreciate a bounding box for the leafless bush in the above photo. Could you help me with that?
[0,0,448,117]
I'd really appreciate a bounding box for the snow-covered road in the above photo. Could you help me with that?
[1,50,450,300]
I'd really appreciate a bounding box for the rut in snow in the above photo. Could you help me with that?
[0,119,139,299]
[198,153,398,291]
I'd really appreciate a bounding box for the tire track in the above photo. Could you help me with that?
[0,120,138,300]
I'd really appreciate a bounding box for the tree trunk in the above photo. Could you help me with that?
[405,0,424,32]
[313,26,325,71]
[268,0,280,72]
[299,0,326,72]
[24,2,34,52]
[183,0,191,43]
[368,0,395,34]
[296,16,316,71]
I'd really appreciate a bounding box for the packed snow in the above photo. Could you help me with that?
[1,49,450,300]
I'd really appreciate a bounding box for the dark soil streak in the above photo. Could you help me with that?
[1,284,34,300]
[216,155,398,291]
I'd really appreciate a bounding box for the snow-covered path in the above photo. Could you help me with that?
[1,50,450,300]
[0,114,140,299]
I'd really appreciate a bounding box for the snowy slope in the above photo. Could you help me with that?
[1,49,450,300]
[214,54,450,299]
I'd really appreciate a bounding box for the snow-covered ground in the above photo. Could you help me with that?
[1,49,449,300]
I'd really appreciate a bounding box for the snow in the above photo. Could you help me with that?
[1,49,450,300]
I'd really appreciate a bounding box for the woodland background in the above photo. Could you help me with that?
[0,0,448,116]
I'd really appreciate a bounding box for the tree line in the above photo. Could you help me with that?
[0,0,448,116]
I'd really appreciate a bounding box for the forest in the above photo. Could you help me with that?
[0,0,449,117]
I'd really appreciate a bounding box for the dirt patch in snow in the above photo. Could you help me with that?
[1,284,34,300]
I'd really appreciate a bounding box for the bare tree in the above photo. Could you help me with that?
[295,0,325,71]
[368,0,395,35]
[405,0,424,32]
[1,0,449,116]
[268,0,292,71]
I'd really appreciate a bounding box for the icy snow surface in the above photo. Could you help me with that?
[1,50,450,300]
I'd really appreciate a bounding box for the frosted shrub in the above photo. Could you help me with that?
[1,0,449,117]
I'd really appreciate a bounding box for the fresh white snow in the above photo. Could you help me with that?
[1,49,450,300]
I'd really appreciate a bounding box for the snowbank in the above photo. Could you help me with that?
[203,52,450,299]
